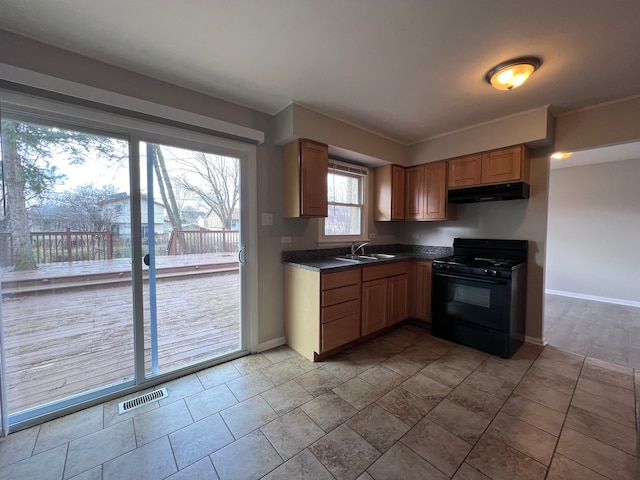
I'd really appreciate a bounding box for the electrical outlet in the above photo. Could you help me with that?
[412,233,420,239]
[281,236,292,244]
[369,233,376,239]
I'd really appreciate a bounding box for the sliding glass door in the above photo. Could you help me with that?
[0,96,249,433]
[140,141,242,377]
[0,116,135,424]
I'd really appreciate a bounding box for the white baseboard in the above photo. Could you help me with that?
[257,337,286,352]
[545,289,640,308]
[525,335,545,346]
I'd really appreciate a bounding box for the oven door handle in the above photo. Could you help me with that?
[434,272,508,285]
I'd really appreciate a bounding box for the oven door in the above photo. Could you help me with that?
[432,270,511,332]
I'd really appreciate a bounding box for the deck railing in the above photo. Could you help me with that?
[168,228,239,255]
[0,229,113,266]
[0,228,238,266]
[32,228,114,263]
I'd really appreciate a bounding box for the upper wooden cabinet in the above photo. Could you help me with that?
[448,154,482,188]
[448,145,529,189]
[405,161,454,221]
[374,164,405,221]
[404,165,425,220]
[481,145,529,185]
[283,139,328,217]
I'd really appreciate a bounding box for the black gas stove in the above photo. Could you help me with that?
[431,238,528,358]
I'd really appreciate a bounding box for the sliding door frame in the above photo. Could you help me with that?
[0,90,259,434]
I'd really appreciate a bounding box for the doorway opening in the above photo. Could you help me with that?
[543,141,640,368]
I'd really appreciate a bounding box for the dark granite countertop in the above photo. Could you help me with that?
[282,244,453,272]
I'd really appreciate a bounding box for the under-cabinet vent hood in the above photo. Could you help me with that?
[447,182,530,204]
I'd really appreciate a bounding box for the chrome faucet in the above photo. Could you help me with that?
[351,241,371,255]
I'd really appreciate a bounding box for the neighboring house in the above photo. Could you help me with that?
[204,207,240,230]
[180,207,208,229]
[99,193,166,239]
[29,204,75,232]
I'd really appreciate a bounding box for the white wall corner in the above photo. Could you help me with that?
[257,337,286,353]
[525,335,545,346]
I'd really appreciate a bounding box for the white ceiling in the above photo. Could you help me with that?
[0,0,639,147]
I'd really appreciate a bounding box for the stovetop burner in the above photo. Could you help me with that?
[434,255,522,270]
[432,239,528,277]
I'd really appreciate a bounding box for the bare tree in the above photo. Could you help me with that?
[172,152,239,230]
[57,184,119,231]
[150,144,183,231]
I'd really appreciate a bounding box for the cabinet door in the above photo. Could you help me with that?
[448,154,481,188]
[300,140,328,217]
[322,314,360,352]
[481,145,523,184]
[373,164,405,221]
[404,165,425,220]
[424,161,447,220]
[413,262,432,321]
[388,274,409,325]
[362,279,388,335]
[391,165,405,220]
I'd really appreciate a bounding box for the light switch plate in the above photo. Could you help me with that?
[261,213,273,226]
[281,236,291,243]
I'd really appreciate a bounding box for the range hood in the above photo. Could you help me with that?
[447,182,530,204]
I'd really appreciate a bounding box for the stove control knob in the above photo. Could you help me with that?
[494,270,501,277]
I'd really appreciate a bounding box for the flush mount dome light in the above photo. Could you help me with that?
[551,152,573,160]
[485,56,541,90]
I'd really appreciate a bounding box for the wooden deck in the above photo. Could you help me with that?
[1,255,241,414]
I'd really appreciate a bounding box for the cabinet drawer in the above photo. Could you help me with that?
[362,261,410,282]
[322,299,360,324]
[321,313,360,352]
[322,269,360,290]
[322,284,360,307]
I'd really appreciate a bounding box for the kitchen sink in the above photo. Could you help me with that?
[333,253,396,263]
[333,254,378,262]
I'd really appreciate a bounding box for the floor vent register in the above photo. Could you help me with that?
[118,388,168,414]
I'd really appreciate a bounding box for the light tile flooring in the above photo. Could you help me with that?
[544,293,640,368]
[1,325,639,480]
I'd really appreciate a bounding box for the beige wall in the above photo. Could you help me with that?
[546,158,640,303]
[408,106,553,164]
[275,103,407,165]
[555,96,640,153]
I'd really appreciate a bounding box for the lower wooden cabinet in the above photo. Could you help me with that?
[388,273,410,325]
[361,278,387,336]
[284,265,361,361]
[361,261,410,336]
[411,261,432,322]
[284,260,414,361]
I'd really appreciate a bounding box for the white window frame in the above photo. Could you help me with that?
[319,159,368,244]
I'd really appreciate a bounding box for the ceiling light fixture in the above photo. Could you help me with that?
[485,56,541,91]
[551,152,574,160]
